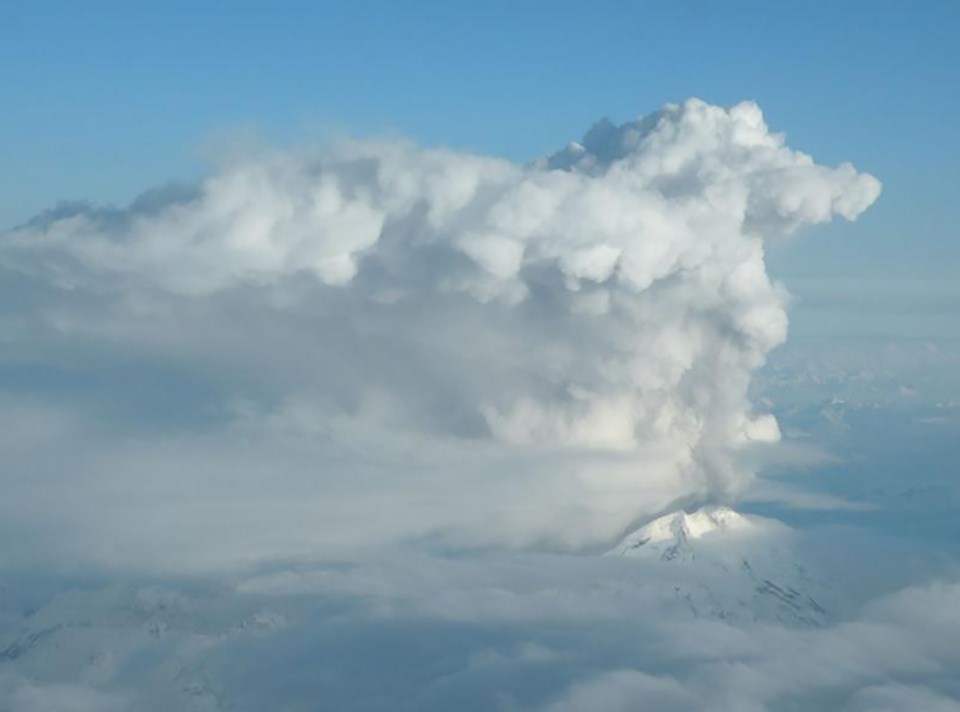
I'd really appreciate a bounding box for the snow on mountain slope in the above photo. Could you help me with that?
[608,506,831,626]
[0,585,284,710]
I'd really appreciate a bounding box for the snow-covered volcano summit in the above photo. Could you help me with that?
[609,506,831,626]
[609,505,755,561]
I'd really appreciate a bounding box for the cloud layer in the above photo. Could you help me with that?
[1,554,957,711]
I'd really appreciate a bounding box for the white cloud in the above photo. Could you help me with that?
[0,99,881,571]
[544,670,698,712]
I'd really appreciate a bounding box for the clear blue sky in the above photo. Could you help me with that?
[2,0,957,278]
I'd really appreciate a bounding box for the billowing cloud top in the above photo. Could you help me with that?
[0,99,880,569]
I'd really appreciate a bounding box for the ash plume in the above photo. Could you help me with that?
[0,99,880,568]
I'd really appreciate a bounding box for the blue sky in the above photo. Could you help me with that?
[2,0,958,280]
